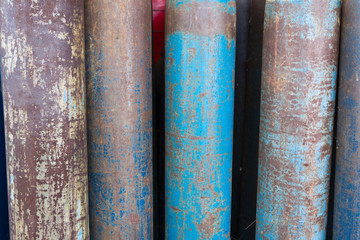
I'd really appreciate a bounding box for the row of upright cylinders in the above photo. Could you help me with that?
[0,0,358,239]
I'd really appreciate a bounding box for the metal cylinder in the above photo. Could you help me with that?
[334,0,360,238]
[85,1,153,239]
[256,1,340,239]
[0,1,89,239]
[165,1,236,239]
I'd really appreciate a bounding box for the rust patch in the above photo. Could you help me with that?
[165,1,236,40]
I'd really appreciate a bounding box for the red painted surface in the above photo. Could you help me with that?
[153,0,165,62]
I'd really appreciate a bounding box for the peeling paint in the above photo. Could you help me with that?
[165,0,236,239]
[85,0,153,239]
[256,0,340,239]
[0,1,89,239]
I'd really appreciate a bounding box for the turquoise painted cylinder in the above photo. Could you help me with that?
[165,0,236,239]
[256,0,340,239]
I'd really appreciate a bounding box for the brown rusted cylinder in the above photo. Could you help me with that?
[85,0,153,239]
[256,0,340,239]
[0,1,89,239]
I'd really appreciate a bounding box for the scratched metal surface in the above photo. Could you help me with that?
[333,0,360,238]
[0,1,89,239]
[0,54,10,239]
[256,0,340,239]
[85,1,153,239]
[165,0,236,239]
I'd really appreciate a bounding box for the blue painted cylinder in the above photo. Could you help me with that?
[85,0,153,239]
[333,0,360,238]
[165,1,236,239]
[256,0,340,239]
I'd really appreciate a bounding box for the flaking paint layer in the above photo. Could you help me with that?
[0,1,89,239]
[165,0,236,239]
[256,0,340,239]
[85,0,153,239]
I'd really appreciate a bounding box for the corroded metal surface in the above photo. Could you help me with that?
[85,0,153,239]
[334,0,360,238]
[238,0,266,239]
[256,0,340,239]
[0,1,89,239]
[165,0,236,239]
[231,0,251,238]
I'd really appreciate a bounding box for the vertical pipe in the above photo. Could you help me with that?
[165,1,236,239]
[0,53,10,239]
[0,1,89,239]
[231,0,251,238]
[238,0,266,238]
[85,1,153,239]
[256,1,340,239]
[334,1,360,238]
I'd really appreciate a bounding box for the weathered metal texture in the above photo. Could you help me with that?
[85,1,153,239]
[0,1,89,239]
[231,0,251,238]
[165,0,236,239]
[0,54,10,239]
[333,0,360,238]
[238,0,266,239]
[256,0,341,239]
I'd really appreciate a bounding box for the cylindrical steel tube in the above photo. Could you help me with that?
[334,0,360,238]
[165,1,236,239]
[85,1,153,239]
[0,1,89,239]
[256,1,340,239]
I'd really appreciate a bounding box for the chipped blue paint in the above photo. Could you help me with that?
[85,1,153,239]
[165,1,235,239]
[333,1,360,239]
[256,0,340,239]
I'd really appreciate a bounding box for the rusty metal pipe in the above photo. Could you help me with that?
[85,0,153,239]
[333,0,360,238]
[0,1,89,239]
[165,0,236,239]
[256,0,340,239]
